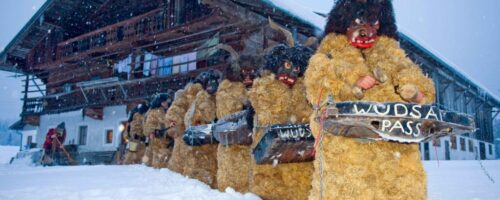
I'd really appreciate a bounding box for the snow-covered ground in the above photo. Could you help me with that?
[0,145,18,164]
[0,161,260,200]
[0,146,499,200]
[425,160,499,200]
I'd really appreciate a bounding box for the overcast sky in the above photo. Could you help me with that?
[0,0,45,122]
[0,0,499,121]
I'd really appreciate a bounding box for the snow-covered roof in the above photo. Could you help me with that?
[263,0,327,31]
[400,30,500,102]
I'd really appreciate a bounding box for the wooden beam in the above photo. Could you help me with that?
[475,101,484,111]
[31,78,45,96]
[24,90,47,93]
[79,86,89,104]
[100,89,108,100]
[83,107,104,120]
[118,82,128,99]
[465,94,474,106]
[22,75,29,115]
[493,110,500,120]
[42,21,62,29]
[453,84,466,103]
[23,115,40,126]
[454,92,463,103]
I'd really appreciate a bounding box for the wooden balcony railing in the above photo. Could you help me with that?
[29,4,212,69]
[58,8,170,59]
[22,61,228,115]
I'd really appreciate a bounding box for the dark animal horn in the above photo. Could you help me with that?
[214,69,224,82]
[304,37,318,47]
[262,45,277,55]
[268,17,295,47]
[212,44,240,71]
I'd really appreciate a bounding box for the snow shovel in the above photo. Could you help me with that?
[39,149,55,166]
[54,137,78,165]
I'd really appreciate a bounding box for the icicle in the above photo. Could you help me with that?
[433,139,440,168]
[272,159,279,167]
[298,150,305,157]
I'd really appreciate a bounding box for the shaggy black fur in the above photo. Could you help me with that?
[226,55,261,82]
[262,44,314,77]
[149,93,172,109]
[325,0,398,39]
[194,70,223,89]
[128,103,149,122]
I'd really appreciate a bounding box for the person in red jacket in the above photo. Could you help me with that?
[41,122,66,166]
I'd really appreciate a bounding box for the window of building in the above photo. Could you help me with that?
[71,41,78,53]
[63,83,72,93]
[117,26,124,41]
[468,140,474,152]
[105,129,114,144]
[423,142,430,160]
[78,126,88,145]
[489,144,493,155]
[26,135,33,150]
[119,121,128,145]
[97,32,107,47]
[450,135,457,150]
[27,136,33,146]
[157,56,173,76]
[460,137,466,151]
[175,0,187,25]
[172,52,197,74]
[80,38,90,51]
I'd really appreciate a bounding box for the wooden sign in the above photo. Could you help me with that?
[212,110,253,145]
[83,107,104,120]
[182,124,218,146]
[253,124,314,165]
[321,102,476,143]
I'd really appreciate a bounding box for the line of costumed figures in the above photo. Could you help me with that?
[121,1,475,199]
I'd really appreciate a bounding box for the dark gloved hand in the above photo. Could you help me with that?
[167,139,175,148]
[154,128,169,138]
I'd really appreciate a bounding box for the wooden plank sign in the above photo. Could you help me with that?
[321,102,476,143]
[213,110,253,145]
[253,124,315,165]
[182,124,218,146]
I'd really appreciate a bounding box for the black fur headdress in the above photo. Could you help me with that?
[260,18,315,77]
[226,55,262,82]
[325,0,398,39]
[149,93,172,109]
[210,44,261,82]
[128,103,149,122]
[194,69,223,88]
[262,44,313,77]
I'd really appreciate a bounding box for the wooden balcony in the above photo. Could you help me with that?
[57,8,166,60]
[22,62,228,116]
[30,5,217,70]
